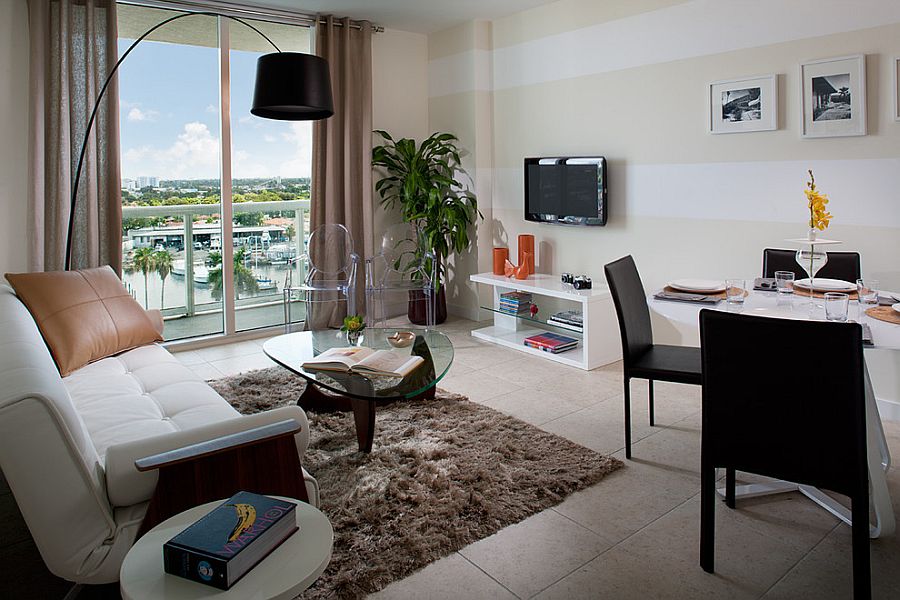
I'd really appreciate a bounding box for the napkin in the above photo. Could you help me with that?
[754,277,777,291]
[653,291,721,304]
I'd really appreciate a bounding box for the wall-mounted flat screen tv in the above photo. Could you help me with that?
[524,156,607,226]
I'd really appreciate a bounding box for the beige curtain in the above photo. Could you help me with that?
[309,16,374,328]
[28,0,121,273]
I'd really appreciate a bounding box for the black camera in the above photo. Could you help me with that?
[572,276,592,290]
[561,273,574,285]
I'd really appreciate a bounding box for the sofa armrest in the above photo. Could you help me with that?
[104,405,310,507]
[135,419,300,471]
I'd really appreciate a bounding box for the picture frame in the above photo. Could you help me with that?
[893,56,900,121]
[800,54,866,138]
[708,74,777,134]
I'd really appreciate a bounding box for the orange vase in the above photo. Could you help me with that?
[493,247,509,275]
[517,234,535,275]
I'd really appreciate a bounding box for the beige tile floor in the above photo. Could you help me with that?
[173,316,900,600]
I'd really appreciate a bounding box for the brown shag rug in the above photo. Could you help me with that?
[210,366,622,599]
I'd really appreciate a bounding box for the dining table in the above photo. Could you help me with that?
[648,285,900,539]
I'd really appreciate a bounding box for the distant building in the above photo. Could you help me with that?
[121,178,138,191]
[137,176,159,188]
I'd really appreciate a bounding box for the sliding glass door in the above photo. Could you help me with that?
[116,4,312,340]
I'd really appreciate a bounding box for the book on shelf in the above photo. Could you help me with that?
[301,346,423,377]
[549,310,583,326]
[163,491,298,590]
[523,332,579,354]
[500,291,533,301]
[546,318,583,333]
[525,341,578,354]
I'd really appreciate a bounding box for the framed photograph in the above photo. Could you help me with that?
[893,57,900,121]
[708,74,777,134]
[800,54,866,138]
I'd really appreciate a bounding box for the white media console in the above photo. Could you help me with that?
[469,272,622,370]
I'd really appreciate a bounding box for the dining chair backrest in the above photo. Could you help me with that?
[699,309,867,497]
[762,248,861,282]
[604,255,653,366]
[372,223,433,286]
[307,223,355,277]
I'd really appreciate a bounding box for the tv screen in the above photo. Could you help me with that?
[524,157,607,226]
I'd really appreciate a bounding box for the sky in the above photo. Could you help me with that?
[117,39,312,181]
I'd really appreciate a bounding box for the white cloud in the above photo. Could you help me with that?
[127,107,159,122]
[123,121,220,179]
[263,134,277,143]
[205,104,218,114]
[278,122,312,179]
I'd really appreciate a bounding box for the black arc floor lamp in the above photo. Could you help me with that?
[64,10,334,270]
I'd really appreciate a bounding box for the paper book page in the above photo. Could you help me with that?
[302,346,377,370]
[353,350,424,377]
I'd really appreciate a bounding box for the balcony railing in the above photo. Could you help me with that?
[122,199,310,340]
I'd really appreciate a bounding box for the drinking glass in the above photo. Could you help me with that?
[774,271,795,295]
[857,279,879,306]
[725,279,745,304]
[824,292,849,322]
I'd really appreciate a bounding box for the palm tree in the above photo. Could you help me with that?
[208,247,259,301]
[132,247,156,309]
[154,249,173,310]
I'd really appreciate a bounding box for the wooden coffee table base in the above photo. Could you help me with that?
[296,380,436,453]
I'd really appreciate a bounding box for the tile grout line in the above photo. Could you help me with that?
[529,492,702,599]
[755,521,843,599]
[455,551,524,599]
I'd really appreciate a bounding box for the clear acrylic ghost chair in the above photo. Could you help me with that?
[365,223,437,327]
[283,223,359,332]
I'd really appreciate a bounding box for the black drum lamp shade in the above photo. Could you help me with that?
[251,52,334,120]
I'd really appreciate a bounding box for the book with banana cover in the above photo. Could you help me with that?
[163,491,298,590]
[302,346,424,377]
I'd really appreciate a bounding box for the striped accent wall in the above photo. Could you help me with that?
[428,0,900,330]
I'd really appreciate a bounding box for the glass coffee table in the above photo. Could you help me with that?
[263,328,454,452]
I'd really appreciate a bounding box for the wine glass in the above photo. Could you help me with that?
[795,247,828,309]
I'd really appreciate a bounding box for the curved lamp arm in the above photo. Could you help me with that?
[65,11,281,270]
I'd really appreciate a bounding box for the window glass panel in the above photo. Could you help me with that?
[118,4,223,340]
[229,18,312,332]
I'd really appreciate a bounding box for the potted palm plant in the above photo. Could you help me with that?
[371,131,481,324]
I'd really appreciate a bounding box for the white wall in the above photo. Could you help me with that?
[0,0,29,275]
[372,27,430,250]
[428,0,900,333]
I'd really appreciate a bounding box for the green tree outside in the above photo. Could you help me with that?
[208,247,259,301]
[154,250,174,309]
[132,247,156,309]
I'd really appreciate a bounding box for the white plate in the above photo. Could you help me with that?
[668,279,726,293]
[794,278,856,292]
[893,303,900,315]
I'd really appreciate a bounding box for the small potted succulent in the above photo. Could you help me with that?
[341,315,366,345]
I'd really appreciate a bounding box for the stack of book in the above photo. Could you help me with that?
[163,491,299,590]
[499,291,533,316]
[547,310,583,333]
[524,332,579,354]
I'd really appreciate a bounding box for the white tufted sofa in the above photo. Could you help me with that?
[0,284,318,584]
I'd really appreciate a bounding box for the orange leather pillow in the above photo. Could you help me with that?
[5,266,163,376]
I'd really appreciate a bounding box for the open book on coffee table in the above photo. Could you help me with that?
[302,347,424,378]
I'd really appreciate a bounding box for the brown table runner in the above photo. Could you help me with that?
[865,306,900,325]
[793,287,858,300]
[663,286,748,300]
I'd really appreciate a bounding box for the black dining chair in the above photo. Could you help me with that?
[604,256,701,459]
[699,309,870,599]
[762,248,861,281]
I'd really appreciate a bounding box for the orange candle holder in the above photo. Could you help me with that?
[492,247,509,275]
[517,234,535,275]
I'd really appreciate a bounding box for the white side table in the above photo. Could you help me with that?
[120,497,333,600]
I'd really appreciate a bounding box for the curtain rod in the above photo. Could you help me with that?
[120,0,384,32]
